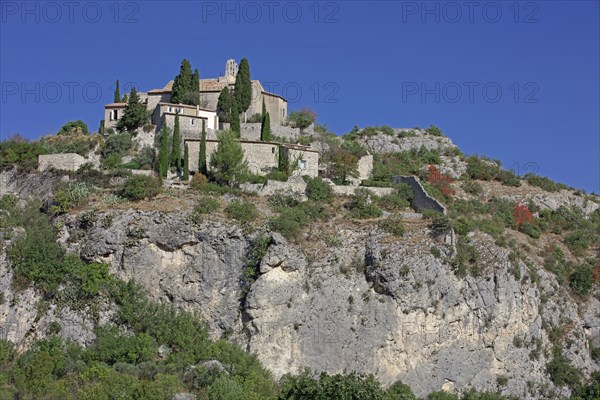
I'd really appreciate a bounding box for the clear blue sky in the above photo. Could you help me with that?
[1,1,598,193]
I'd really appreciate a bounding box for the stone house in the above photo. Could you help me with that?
[185,139,319,178]
[38,153,86,172]
[104,59,287,135]
[146,59,288,126]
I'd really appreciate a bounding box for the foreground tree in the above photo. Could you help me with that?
[113,80,120,103]
[170,59,193,105]
[217,87,232,123]
[234,58,252,118]
[198,120,207,175]
[182,144,189,180]
[209,131,248,185]
[116,87,148,132]
[158,122,170,178]
[261,112,271,142]
[171,112,181,173]
[230,100,240,137]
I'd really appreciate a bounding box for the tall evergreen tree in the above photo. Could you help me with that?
[210,131,248,185]
[99,119,105,135]
[198,120,207,175]
[230,100,240,137]
[114,80,120,103]
[171,59,193,104]
[189,68,200,105]
[116,87,148,132]
[171,112,181,173]
[158,121,170,178]
[183,144,189,181]
[121,93,128,103]
[234,58,252,116]
[261,98,266,117]
[217,87,232,123]
[261,112,271,142]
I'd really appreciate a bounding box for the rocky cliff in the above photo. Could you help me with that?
[2,194,597,398]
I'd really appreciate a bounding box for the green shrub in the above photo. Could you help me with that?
[379,216,405,237]
[51,182,95,215]
[305,177,333,202]
[120,175,161,201]
[452,237,480,277]
[424,124,443,136]
[518,223,541,239]
[0,136,46,171]
[430,214,453,236]
[287,108,316,130]
[377,186,413,211]
[570,264,593,296]
[102,132,132,160]
[564,229,591,255]
[225,201,258,224]
[524,173,569,192]
[546,348,582,390]
[461,180,483,195]
[347,190,382,219]
[372,147,441,181]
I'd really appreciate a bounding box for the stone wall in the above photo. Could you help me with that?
[240,175,307,197]
[391,175,446,214]
[330,185,396,197]
[287,147,319,178]
[38,153,86,172]
[186,140,279,175]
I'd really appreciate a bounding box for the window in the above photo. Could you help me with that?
[271,147,275,154]
[112,109,118,120]
[168,106,173,113]
[299,160,307,170]
[190,119,195,126]
[177,107,183,113]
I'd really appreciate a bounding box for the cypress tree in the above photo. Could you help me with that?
[190,68,200,105]
[171,112,181,173]
[114,80,120,103]
[261,98,266,117]
[121,93,128,103]
[217,87,232,123]
[230,100,240,137]
[183,144,190,181]
[234,58,252,115]
[158,122,170,178]
[171,59,193,104]
[198,120,207,175]
[261,112,271,142]
[99,119,105,135]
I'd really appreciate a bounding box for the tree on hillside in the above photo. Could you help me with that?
[121,93,128,103]
[230,99,240,137]
[182,144,189,181]
[158,121,170,178]
[171,112,181,173]
[217,87,232,123]
[261,112,271,142]
[234,58,252,117]
[189,68,200,105]
[99,120,105,135]
[170,59,193,105]
[198,120,207,175]
[209,131,248,185]
[116,87,148,133]
[113,80,120,103]
[58,120,89,136]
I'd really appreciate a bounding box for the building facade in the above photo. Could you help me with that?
[104,59,288,134]
[185,139,319,178]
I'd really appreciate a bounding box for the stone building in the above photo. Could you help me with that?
[146,59,288,126]
[104,59,288,135]
[38,153,86,172]
[185,138,319,178]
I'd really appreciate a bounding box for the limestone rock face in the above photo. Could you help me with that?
[2,208,598,399]
[356,129,458,154]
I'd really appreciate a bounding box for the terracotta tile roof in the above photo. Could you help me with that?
[105,103,128,108]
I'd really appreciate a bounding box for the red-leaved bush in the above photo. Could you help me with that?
[427,165,455,197]
[513,203,534,226]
